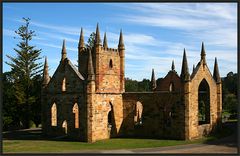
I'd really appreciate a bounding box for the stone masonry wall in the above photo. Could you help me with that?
[121,92,185,139]
[156,71,183,92]
[95,48,121,93]
[187,63,218,139]
[42,59,87,141]
[90,93,123,142]
[44,93,86,141]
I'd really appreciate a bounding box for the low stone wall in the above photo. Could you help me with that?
[197,124,212,138]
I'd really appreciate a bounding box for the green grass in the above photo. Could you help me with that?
[4,120,236,153]
[3,137,212,153]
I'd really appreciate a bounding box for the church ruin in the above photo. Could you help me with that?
[41,24,222,142]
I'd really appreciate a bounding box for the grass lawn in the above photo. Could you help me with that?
[3,137,214,153]
[3,120,236,153]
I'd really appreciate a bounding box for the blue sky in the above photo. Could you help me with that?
[3,3,237,81]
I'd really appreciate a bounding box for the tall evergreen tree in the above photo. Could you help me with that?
[3,71,20,130]
[6,17,43,129]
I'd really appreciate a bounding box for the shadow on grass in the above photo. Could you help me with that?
[3,121,238,146]
[2,128,82,142]
[202,120,237,148]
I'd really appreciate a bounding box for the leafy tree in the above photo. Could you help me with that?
[86,32,96,49]
[222,72,237,96]
[222,72,238,116]
[76,32,98,67]
[223,94,237,115]
[198,100,206,121]
[138,79,151,92]
[5,17,43,129]
[125,78,138,92]
[125,78,151,92]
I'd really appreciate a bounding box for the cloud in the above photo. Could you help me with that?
[4,3,236,80]
[125,15,216,31]
[3,29,15,37]
[35,42,78,52]
[118,3,237,22]
[38,31,79,43]
[14,19,93,37]
[112,3,237,80]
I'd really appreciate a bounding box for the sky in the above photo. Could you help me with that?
[3,3,237,81]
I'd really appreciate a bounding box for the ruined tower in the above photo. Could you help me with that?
[77,24,125,142]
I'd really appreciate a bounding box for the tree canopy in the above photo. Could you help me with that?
[4,17,43,129]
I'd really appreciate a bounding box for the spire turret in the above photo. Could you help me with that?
[213,57,221,83]
[95,23,101,46]
[118,29,125,50]
[87,48,95,81]
[201,42,206,65]
[171,60,175,71]
[103,32,108,48]
[43,56,50,85]
[79,28,85,50]
[151,68,157,90]
[180,49,190,81]
[61,39,67,61]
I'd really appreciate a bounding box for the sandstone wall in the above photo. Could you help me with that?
[95,48,122,93]
[43,93,86,141]
[42,59,87,141]
[156,71,183,92]
[121,92,185,139]
[89,93,123,142]
[187,64,218,139]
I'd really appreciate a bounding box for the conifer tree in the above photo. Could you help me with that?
[6,17,43,129]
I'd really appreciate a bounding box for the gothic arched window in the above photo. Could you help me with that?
[72,103,79,128]
[62,120,67,134]
[169,82,175,92]
[134,101,143,125]
[51,103,57,126]
[62,77,66,91]
[198,79,210,125]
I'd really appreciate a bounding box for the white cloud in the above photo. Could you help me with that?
[36,42,77,52]
[14,19,93,37]
[4,3,236,80]
[3,29,15,37]
[38,31,79,43]
[114,3,237,80]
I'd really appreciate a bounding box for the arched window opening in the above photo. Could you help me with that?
[169,82,175,92]
[108,103,113,127]
[62,77,66,91]
[109,59,113,69]
[134,101,143,125]
[72,103,79,128]
[198,79,210,125]
[51,103,57,126]
[62,120,67,134]
[166,111,172,127]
